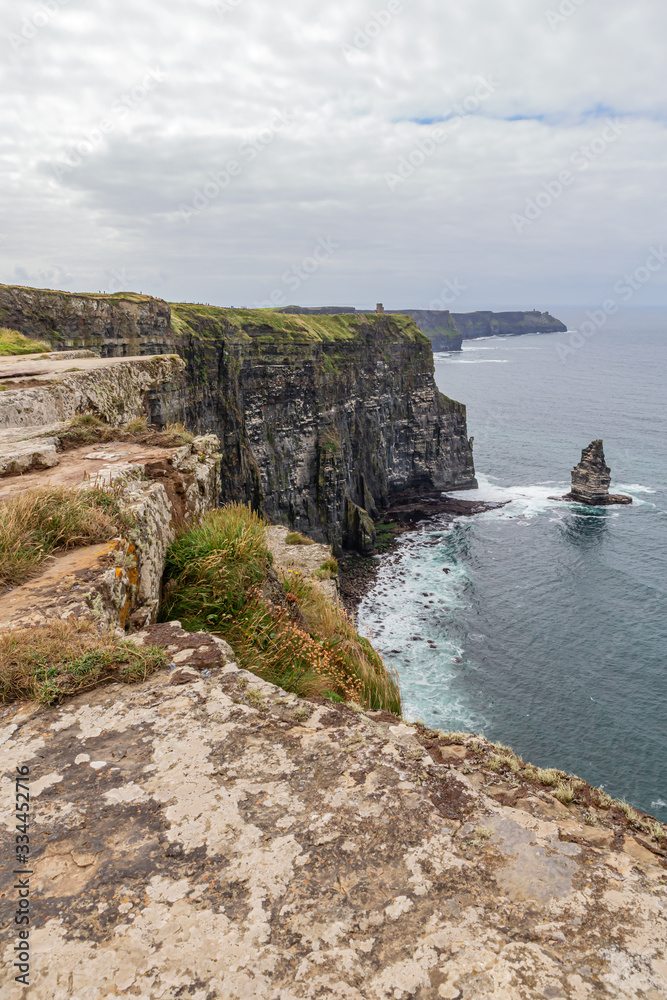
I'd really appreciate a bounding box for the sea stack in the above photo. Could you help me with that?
[563,440,632,505]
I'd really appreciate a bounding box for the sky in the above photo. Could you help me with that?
[1,0,666,312]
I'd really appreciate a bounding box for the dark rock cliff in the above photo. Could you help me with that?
[451,310,566,339]
[0,284,477,551]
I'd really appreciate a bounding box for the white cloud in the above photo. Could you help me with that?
[1,0,666,308]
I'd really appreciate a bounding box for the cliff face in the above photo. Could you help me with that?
[0,283,173,356]
[0,285,476,552]
[451,310,567,339]
[172,305,476,551]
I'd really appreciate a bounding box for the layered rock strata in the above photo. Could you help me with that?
[562,440,632,506]
[1,641,665,999]
[0,285,477,552]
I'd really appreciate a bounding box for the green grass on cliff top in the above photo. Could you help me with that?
[169,302,428,345]
[0,327,51,355]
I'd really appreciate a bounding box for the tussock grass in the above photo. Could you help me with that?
[0,484,134,588]
[594,787,614,809]
[160,504,401,713]
[285,531,315,546]
[616,800,640,823]
[161,504,269,621]
[0,619,167,705]
[488,752,521,774]
[56,414,194,451]
[536,768,562,787]
[555,782,575,805]
[315,557,339,580]
[0,327,51,356]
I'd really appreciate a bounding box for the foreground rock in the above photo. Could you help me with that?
[2,629,665,999]
[560,440,632,506]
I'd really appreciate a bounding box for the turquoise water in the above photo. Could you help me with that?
[358,313,667,820]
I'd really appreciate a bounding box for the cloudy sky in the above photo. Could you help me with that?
[1,0,666,311]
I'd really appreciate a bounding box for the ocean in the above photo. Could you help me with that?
[358,310,667,821]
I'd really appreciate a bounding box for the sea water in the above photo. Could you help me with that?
[358,311,667,820]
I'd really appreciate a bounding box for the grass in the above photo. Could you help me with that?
[0,619,167,705]
[315,557,339,580]
[0,327,51,356]
[160,504,401,713]
[55,414,194,451]
[280,569,401,713]
[169,302,426,346]
[286,531,315,546]
[0,483,134,588]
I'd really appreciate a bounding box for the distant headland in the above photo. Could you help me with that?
[277,306,567,351]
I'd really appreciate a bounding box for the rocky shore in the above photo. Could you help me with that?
[338,490,507,613]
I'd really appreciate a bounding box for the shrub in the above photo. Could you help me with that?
[0,327,51,356]
[0,483,134,587]
[0,620,167,705]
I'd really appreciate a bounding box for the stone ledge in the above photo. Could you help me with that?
[0,436,221,631]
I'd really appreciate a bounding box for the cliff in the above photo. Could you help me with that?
[0,348,222,630]
[387,310,462,351]
[2,307,666,1000]
[278,306,463,351]
[0,284,477,553]
[451,310,567,339]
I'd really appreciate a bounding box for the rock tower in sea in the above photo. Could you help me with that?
[563,440,632,505]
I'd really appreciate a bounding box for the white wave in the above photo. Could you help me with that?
[357,525,485,732]
[449,474,570,520]
[449,359,509,364]
[616,483,657,494]
[651,798,667,810]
